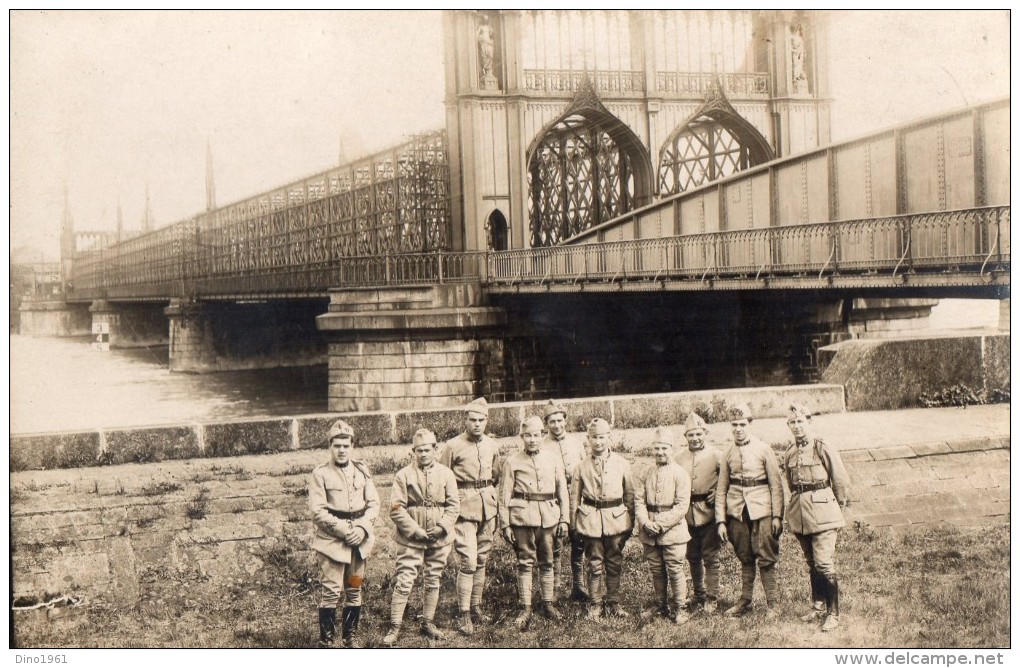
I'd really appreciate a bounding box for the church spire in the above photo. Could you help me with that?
[205,140,216,212]
[142,183,153,232]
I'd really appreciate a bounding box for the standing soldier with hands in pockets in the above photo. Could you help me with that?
[308,419,380,648]
[783,404,851,632]
[498,415,571,629]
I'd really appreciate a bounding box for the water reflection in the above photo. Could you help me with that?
[10,335,327,433]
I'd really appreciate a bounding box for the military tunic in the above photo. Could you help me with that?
[570,452,635,605]
[783,437,851,576]
[308,460,380,607]
[545,432,587,585]
[634,461,692,610]
[498,449,570,606]
[715,437,784,568]
[676,445,722,602]
[387,461,460,627]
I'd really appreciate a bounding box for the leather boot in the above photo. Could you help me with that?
[458,610,475,636]
[689,560,706,607]
[724,564,756,616]
[822,574,840,632]
[340,606,362,649]
[569,534,589,601]
[318,608,337,647]
[800,573,826,622]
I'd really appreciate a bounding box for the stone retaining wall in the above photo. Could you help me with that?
[10,383,846,471]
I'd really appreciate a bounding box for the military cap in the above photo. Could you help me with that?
[788,404,813,420]
[684,413,708,433]
[728,403,753,422]
[412,428,438,447]
[542,400,567,421]
[586,418,611,436]
[651,427,674,447]
[520,415,545,434]
[465,397,489,417]
[327,419,355,441]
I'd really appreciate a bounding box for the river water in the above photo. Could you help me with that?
[9,299,1002,434]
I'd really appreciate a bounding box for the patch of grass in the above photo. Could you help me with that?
[211,465,253,480]
[185,489,210,520]
[270,465,313,478]
[139,481,184,497]
[135,517,157,529]
[361,453,409,476]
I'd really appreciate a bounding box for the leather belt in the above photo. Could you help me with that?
[646,503,674,513]
[457,479,495,489]
[690,493,712,503]
[406,500,440,508]
[790,480,830,493]
[327,507,367,520]
[513,491,556,502]
[729,477,768,487]
[582,497,624,509]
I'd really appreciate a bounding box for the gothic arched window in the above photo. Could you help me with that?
[658,113,773,195]
[528,114,649,247]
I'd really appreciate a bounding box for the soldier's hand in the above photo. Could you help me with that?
[555,522,569,539]
[771,517,783,539]
[643,522,660,535]
[426,526,445,542]
[346,526,367,546]
[502,527,516,545]
[332,526,349,542]
[717,523,728,542]
[412,528,429,542]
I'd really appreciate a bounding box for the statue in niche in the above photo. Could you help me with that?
[477,15,498,89]
[790,24,808,94]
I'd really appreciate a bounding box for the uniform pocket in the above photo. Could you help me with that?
[610,506,629,520]
[809,488,843,524]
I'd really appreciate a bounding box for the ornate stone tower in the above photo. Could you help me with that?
[443,9,831,252]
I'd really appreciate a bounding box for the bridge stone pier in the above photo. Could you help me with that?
[165,298,327,373]
[88,300,169,350]
[316,285,525,412]
[18,299,91,338]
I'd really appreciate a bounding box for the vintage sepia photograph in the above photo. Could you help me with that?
[9,9,1010,654]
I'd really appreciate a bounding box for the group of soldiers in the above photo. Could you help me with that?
[307,397,851,648]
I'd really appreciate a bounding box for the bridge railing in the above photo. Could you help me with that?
[484,206,1009,286]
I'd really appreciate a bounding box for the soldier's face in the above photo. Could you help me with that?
[413,442,436,467]
[588,432,609,455]
[685,428,706,450]
[787,416,810,439]
[545,413,567,438]
[521,427,543,454]
[730,419,750,442]
[330,438,353,465]
[466,413,488,438]
[652,442,672,465]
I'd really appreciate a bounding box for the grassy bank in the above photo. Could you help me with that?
[14,518,1009,648]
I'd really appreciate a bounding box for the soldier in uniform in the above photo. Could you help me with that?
[676,412,723,613]
[634,428,692,624]
[498,415,571,629]
[782,404,851,632]
[542,400,589,602]
[570,417,635,619]
[382,428,460,647]
[308,419,380,648]
[438,397,501,636]
[715,404,785,617]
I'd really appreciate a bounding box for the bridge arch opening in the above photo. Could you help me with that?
[658,108,773,195]
[485,209,509,251]
[527,111,652,247]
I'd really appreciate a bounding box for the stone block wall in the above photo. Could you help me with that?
[10,383,846,472]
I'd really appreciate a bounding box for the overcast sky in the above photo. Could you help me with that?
[10,10,1009,259]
